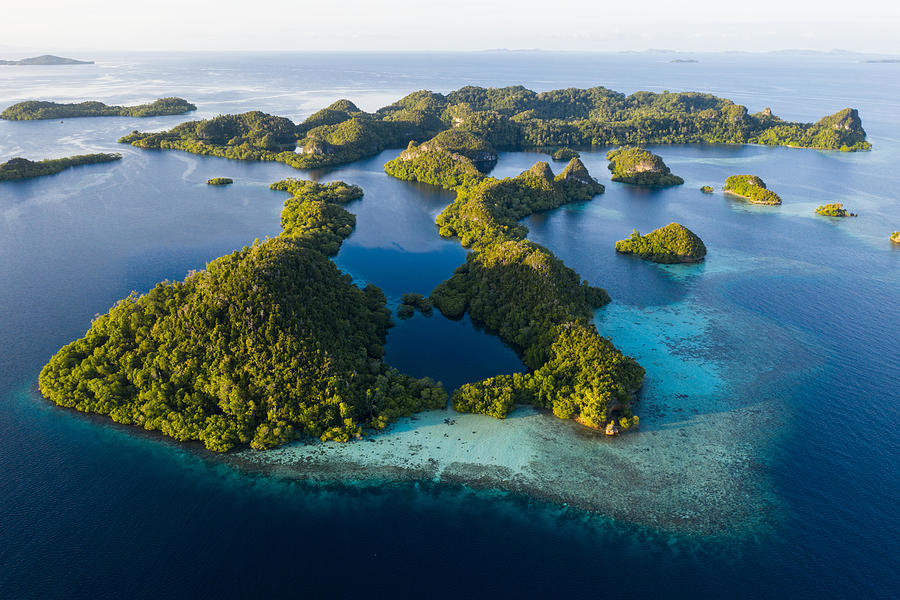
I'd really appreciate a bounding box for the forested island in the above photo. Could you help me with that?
[700,185,714,193]
[724,175,783,205]
[606,146,684,186]
[551,147,580,161]
[118,85,871,171]
[615,223,707,263]
[0,153,121,182]
[815,203,856,217]
[39,180,446,451]
[892,232,900,244]
[206,177,233,185]
[1,98,196,120]
[384,137,643,430]
[0,55,92,66]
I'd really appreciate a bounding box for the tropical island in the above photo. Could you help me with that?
[38,179,446,451]
[117,85,871,172]
[1,97,196,120]
[551,147,580,161]
[0,55,92,66]
[606,146,684,186]
[615,223,707,263]
[724,175,783,205]
[815,203,857,217]
[0,153,121,182]
[892,232,900,244]
[206,177,233,186]
[397,293,434,319]
[700,185,714,193]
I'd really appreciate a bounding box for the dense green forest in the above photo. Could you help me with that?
[724,175,783,205]
[206,177,233,185]
[606,146,684,186]
[815,202,855,217]
[386,138,643,430]
[39,179,446,451]
[118,86,871,170]
[615,223,707,263]
[1,97,196,120]
[551,147,580,160]
[0,153,121,181]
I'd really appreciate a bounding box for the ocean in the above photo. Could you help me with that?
[0,51,897,598]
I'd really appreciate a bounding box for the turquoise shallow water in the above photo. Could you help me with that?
[1,52,898,598]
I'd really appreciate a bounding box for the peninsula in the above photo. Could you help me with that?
[0,153,121,182]
[724,175,783,205]
[615,223,707,263]
[607,146,684,186]
[0,55,92,66]
[118,85,871,171]
[1,98,196,120]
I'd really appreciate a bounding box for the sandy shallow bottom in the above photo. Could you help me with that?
[234,399,779,538]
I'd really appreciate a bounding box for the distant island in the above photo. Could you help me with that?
[206,177,233,186]
[0,153,121,182]
[0,55,92,66]
[892,232,900,244]
[670,59,699,63]
[724,175,783,205]
[615,223,707,263]
[864,59,900,64]
[607,146,684,186]
[700,185,714,193]
[118,85,872,172]
[1,98,196,120]
[815,203,857,217]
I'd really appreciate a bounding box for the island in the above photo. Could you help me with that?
[398,293,433,319]
[892,232,900,244]
[615,223,707,263]
[1,98,196,120]
[607,146,684,186]
[206,177,233,186]
[0,153,121,182]
[723,174,783,205]
[670,59,699,63]
[39,179,446,451]
[700,185,714,193]
[118,85,872,172]
[551,147,580,161]
[815,203,857,217]
[0,55,92,66]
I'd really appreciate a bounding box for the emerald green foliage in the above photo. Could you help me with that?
[751,108,871,151]
[891,232,900,244]
[386,148,640,429]
[700,185,714,193]
[815,203,853,217]
[615,223,707,264]
[414,128,498,171]
[119,87,871,172]
[551,147,580,161]
[271,180,362,256]
[400,293,433,316]
[724,175,783,205]
[1,97,195,120]
[0,153,121,181]
[384,141,487,190]
[606,146,684,186]
[397,304,415,320]
[39,177,447,451]
[206,177,233,185]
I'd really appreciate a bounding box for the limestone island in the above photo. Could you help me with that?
[607,146,684,186]
[117,86,872,172]
[551,147,580,161]
[615,223,707,264]
[1,97,196,120]
[0,55,93,66]
[206,177,233,186]
[700,185,714,193]
[724,175,783,205]
[892,232,900,244]
[815,203,857,217]
[0,153,121,182]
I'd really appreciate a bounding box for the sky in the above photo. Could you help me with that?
[1,0,898,54]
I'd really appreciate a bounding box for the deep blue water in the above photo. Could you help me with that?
[1,52,898,598]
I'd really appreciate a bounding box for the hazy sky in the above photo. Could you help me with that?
[1,0,898,54]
